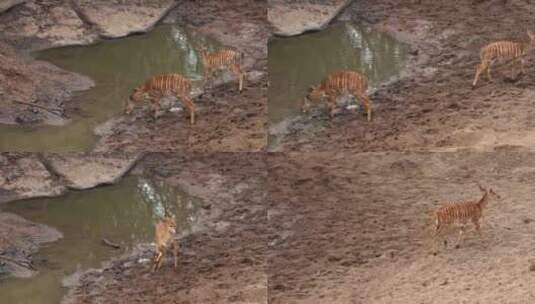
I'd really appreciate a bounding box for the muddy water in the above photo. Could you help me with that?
[0,175,201,304]
[268,22,409,148]
[0,25,219,152]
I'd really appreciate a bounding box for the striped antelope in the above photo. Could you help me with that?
[200,47,244,92]
[152,216,179,272]
[301,70,372,121]
[472,30,535,88]
[125,73,196,124]
[432,184,500,254]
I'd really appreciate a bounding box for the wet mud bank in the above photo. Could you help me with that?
[268,151,535,303]
[277,0,535,152]
[63,153,268,304]
[0,0,176,127]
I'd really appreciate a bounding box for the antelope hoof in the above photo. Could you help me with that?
[455,244,461,249]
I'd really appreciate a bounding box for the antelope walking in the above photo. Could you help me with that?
[200,47,244,92]
[125,73,196,124]
[301,70,372,121]
[432,184,500,254]
[472,30,535,88]
[152,216,179,272]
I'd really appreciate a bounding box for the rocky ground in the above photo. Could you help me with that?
[0,152,139,204]
[268,151,535,304]
[278,0,535,152]
[268,0,352,36]
[63,153,268,304]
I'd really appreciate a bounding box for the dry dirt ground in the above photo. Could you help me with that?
[279,0,535,152]
[268,151,535,304]
[63,153,268,304]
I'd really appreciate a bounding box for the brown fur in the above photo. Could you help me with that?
[200,48,244,92]
[432,184,500,254]
[152,216,179,272]
[125,73,196,124]
[301,70,372,121]
[472,30,535,87]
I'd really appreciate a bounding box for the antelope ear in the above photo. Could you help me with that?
[476,183,486,192]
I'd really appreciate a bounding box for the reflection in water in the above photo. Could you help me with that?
[170,27,201,80]
[137,177,199,234]
[0,175,200,304]
[0,25,220,152]
[268,22,408,127]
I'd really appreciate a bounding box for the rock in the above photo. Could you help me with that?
[0,42,94,126]
[0,154,66,204]
[75,0,177,39]
[93,117,125,137]
[0,212,62,278]
[268,0,353,37]
[0,0,25,14]
[43,153,141,190]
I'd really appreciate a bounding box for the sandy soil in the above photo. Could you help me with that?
[64,153,268,304]
[268,151,535,303]
[278,0,535,152]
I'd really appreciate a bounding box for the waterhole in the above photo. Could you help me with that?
[268,22,409,149]
[0,24,220,152]
[0,175,201,304]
